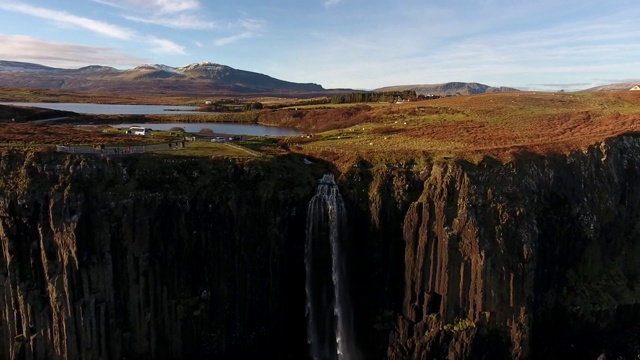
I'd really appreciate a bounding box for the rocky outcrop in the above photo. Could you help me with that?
[0,153,316,359]
[1,133,640,359]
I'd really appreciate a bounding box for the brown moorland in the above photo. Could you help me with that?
[0,105,176,146]
[272,91,640,164]
[0,123,166,146]
[1,91,639,163]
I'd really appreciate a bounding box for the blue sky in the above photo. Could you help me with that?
[0,0,638,91]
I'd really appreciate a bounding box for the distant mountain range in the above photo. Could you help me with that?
[1,60,579,98]
[584,81,640,92]
[374,82,519,96]
[0,60,326,97]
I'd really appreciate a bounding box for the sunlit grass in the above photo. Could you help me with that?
[154,141,257,158]
[283,91,640,163]
[2,90,639,164]
[283,102,390,110]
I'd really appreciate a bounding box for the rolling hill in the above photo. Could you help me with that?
[374,82,519,96]
[0,60,522,98]
[584,81,640,92]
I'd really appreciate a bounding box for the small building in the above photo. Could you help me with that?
[630,85,640,91]
[129,126,147,135]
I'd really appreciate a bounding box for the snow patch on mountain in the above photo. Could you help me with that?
[133,64,177,73]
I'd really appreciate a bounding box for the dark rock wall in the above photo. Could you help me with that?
[352,135,640,359]
[2,134,640,360]
[0,153,314,359]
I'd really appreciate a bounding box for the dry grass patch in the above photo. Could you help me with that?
[290,91,640,162]
[2,90,639,163]
[155,141,256,158]
[0,123,178,146]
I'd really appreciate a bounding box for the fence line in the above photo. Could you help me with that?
[55,141,186,155]
[293,144,350,154]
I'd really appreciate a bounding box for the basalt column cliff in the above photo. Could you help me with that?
[341,134,640,359]
[0,154,315,359]
[1,134,640,359]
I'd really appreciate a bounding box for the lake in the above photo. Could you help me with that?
[2,102,303,136]
[1,102,206,115]
[115,123,303,137]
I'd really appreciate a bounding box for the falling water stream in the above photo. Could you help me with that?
[305,174,358,360]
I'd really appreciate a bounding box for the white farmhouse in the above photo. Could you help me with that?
[129,126,147,135]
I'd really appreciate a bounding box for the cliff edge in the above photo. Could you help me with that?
[1,133,640,359]
[339,134,640,359]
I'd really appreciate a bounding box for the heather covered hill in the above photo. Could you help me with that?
[584,81,640,92]
[374,82,519,96]
[258,91,640,163]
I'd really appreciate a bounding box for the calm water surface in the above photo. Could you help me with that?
[115,123,302,137]
[2,102,303,136]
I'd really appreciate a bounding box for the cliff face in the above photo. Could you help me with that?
[0,153,316,359]
[340,134,640,359]
[1,134,640,360]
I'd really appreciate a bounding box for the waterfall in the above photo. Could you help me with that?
[305,174,358,360]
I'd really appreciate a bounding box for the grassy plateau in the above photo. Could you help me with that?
[1,89,639,168]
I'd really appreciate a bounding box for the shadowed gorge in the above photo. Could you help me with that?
[1,133,640,359]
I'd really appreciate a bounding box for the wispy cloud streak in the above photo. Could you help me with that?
[0,34,147,68]
[93,0,200,14]
[1,2,188,57]
[214,18,264,46]
[123,14,215,29]
[93,0,214,30]
[214,32,254,46]
[146,36,187,55]
[0,1,134,39]
[324,0,341,7]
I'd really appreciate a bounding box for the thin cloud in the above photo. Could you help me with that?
[0,2,186,58]
[214,32,254,46]
[94,0,213,30]
[0,2,134,40]
[324,0,341,7]
[0,34,147,68]
[123,14,215,29]
[214,17,264,46]
[93,0,200,14]
[146,37,188,55]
